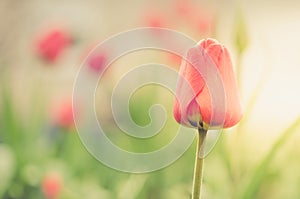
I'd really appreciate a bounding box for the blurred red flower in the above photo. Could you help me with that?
[173,38,242,128]
[42,173,62,199]
[191,13,215,36]
[145,15,166,28]
[174,0,215,36]
[51,100,74,129]
[35,28,72,62]
[87,52,107,73]
[174,0,194,18]
[142,8,169,28]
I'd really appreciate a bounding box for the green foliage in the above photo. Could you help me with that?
[239,117,300,199]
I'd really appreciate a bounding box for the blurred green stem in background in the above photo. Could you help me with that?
[239,116,300,199]
[192,124,207,199]
[234,7,249,89]
[234,6,270,134]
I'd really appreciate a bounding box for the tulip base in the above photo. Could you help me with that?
[192,123,207,199]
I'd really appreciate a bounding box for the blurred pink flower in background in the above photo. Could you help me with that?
[35,28,72,62]
[144,14,167,28]
[190,12,215,36]
[87,52,107,73]
[42,173,63,199]
[51,99,74,129]
[174,0,215,36]
[174,0,194,18]
[145,15,166,28]
[173,38,243,128]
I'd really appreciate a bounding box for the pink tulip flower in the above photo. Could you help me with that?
[173,38,242,129]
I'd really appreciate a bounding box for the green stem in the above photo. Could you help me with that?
[192,124,207,199]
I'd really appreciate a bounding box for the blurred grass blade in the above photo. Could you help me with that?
[234,7,249,88]
[0,86,19,147]
[240,116,300,199]
[118,175,148,199]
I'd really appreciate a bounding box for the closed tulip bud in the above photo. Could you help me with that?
[173,38,242,129]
